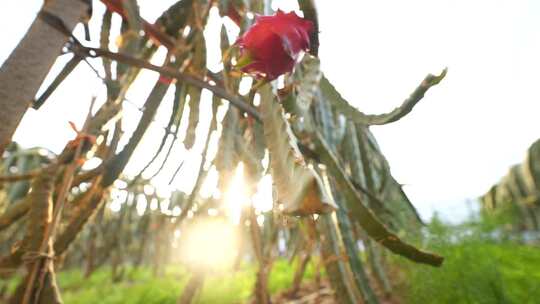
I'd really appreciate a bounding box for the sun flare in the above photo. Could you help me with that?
[223,162,250,223]
[178,219,239,270]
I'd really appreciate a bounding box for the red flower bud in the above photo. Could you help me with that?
[235,10,313,80]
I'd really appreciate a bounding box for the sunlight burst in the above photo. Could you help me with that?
[224,162,250,224]
[179,219,239,270]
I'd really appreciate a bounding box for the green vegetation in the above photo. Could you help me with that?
[398,210,540,304]
[7,207,538,304]
[48,259,317,304]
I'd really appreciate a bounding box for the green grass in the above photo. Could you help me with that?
[54,259,317,304]
[398,212,540,304]
[7,207,539,303]
[58,268,177,304]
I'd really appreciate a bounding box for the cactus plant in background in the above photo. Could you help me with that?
[481,138,540,232]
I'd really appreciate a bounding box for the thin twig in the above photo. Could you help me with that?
[0,171,40,183]
[73,46,262,121]
[168,161,185,185]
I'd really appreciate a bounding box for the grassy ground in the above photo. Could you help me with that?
[397,212,540,304]
[5,210,539,303]
[54,259,317,304]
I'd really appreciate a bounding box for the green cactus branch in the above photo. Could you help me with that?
[320,68,447,126]
[176,98,219,223]
[260,84,336,215]
[313,132,444,267]
[130,83,187,185]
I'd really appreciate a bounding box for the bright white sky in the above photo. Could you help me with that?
[1,0,539,223]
